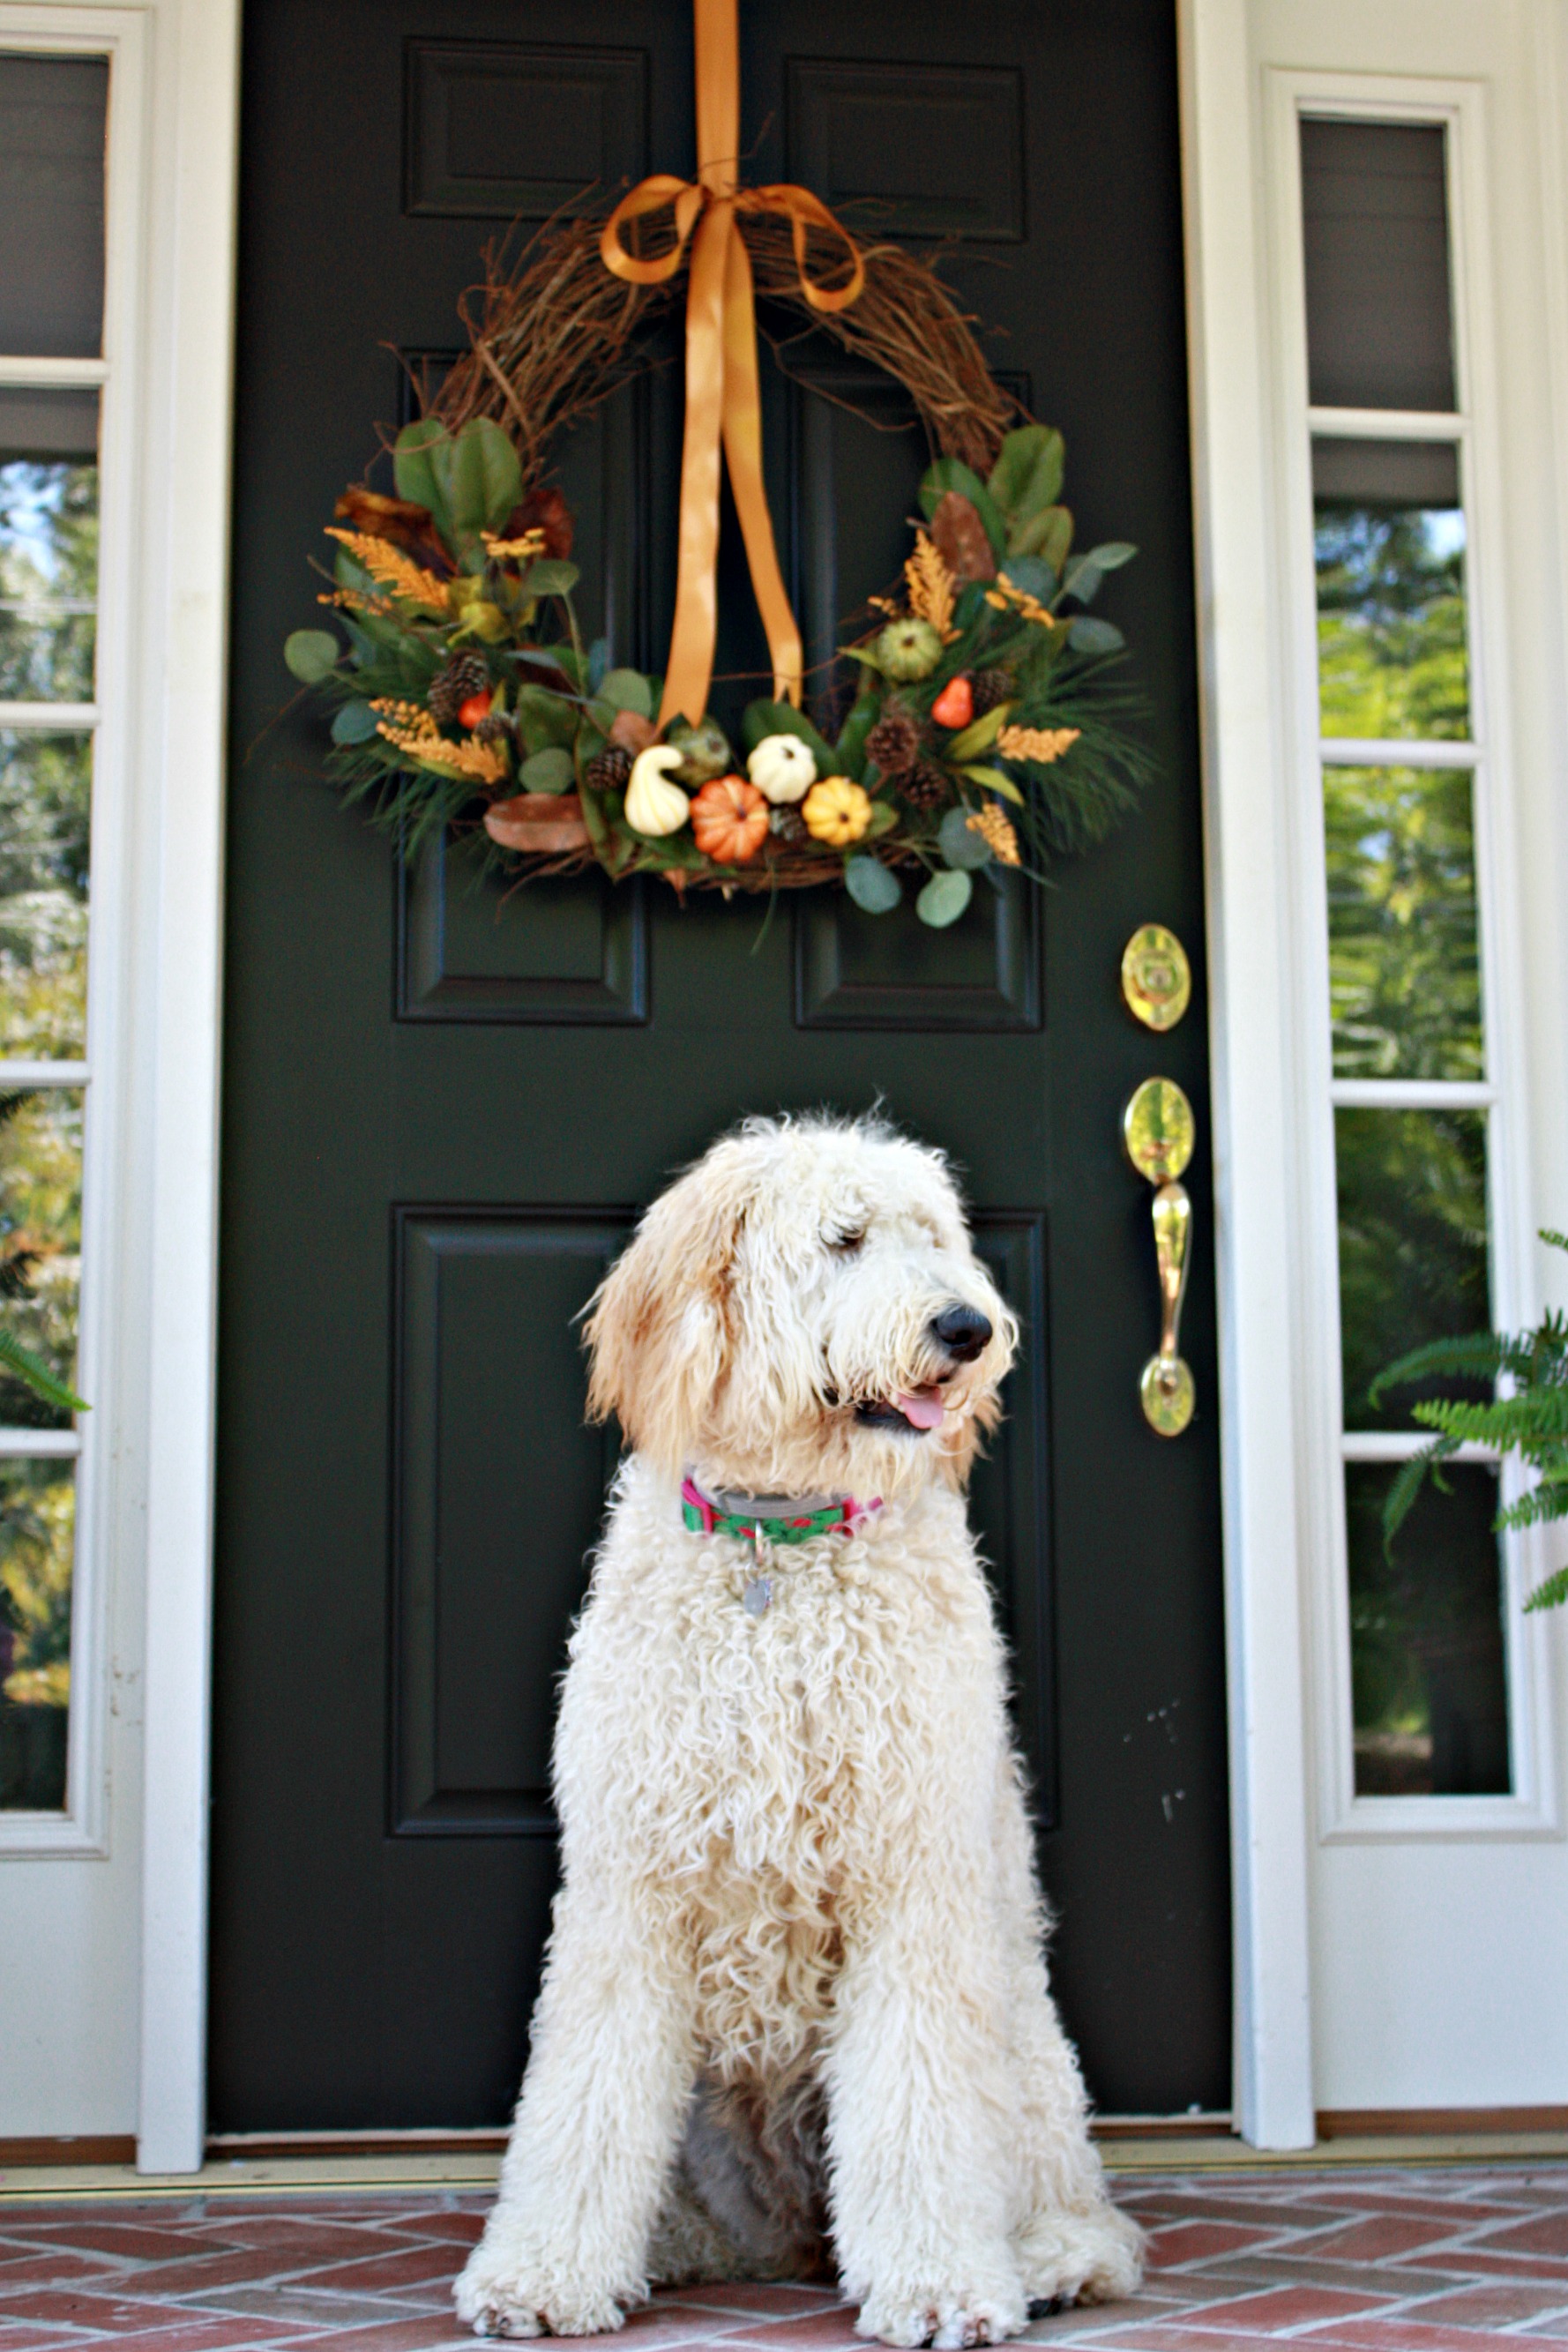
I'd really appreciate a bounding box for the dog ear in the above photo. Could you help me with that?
[583,1161,746,1470]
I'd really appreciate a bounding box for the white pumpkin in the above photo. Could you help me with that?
[746,731,817,804]
[624,744,691,838]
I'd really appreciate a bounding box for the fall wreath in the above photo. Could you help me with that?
[283,146,1151,926]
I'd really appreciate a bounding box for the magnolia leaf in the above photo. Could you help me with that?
[834,695,881,782]
[845,855,902,913]
[331,698,380,744]
[916,868,974,928]
[989,426,1065,536]
[945,703,1012,763]
[599,668,653,717]
[1008,504,1074,575]
[442,417,524,540]
[960,763,1026,805]
[930,489,997,583]
[917,459,1007,561]
[1068,616,1125,654]
[284,628,340,684]
[938,806,992,870]
[520,746,574,794]
[392,418,452,544]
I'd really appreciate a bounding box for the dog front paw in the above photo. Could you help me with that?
[455,2244,627,2339]
[855,2265,1027,2348]
[1015,2206,1144,2308]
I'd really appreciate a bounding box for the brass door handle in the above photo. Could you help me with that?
[1123,1078,1197,1437]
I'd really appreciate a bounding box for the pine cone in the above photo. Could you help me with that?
[900,759,953,811]
[769,804,806,844]
[970,668,1014,718]
[585,743,633,793]
[429,651,492,727]
[474,711,515,746]
[865,704,923,780]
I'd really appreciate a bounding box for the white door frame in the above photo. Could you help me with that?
[117,0,1349,2172]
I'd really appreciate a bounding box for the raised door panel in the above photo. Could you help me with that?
[785,59,1024,242]
[404,40,648,220]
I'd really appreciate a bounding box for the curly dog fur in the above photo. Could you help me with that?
[456,1116,1142,2345]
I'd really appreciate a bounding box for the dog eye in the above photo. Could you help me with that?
[825,1226,867,1255]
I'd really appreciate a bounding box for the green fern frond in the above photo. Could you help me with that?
[1369,1330,1511,1404]
[1381,1435,1461,1551]
[1526,1564,1568,1612]
[0,1328,86,1415]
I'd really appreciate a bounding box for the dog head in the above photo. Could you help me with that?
[583,1114,1016,1498]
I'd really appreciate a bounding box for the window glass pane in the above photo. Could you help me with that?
[0,1456,73,1810]
[0,54,108,360]
[1315,440,1468,739]
[1336,1106,1489,1430]
[1301,118,1455,412]
[0,1087,82,1433]
[1325,765,1482,1081]
[1347,1461,1509,1796]
[0,389,99,702]
[0,734,90,1062]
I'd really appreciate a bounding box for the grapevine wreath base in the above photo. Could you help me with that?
[284,207,1152,928]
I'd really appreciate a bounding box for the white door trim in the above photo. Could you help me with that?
[1176,0,1318,2149]
[132,0,243,2173]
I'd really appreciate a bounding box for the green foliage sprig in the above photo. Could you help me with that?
[1372,1229,1568,1610]
[0,1091,86,1418]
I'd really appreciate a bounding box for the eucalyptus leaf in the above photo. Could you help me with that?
[845,855,902,914]
[513,683,580,752]
[392,418,452,543]
[524,557,581,599]
[917,459,1007,561]
[1062,556,1102,606]
[938,805,992,870]
[586,638,610,692]
[1067,616,1125,655]
[1086,541,1138,571]
[916,869,974,928]
[989,426,1065,534]
[867,801,900,838]
[999,555,1055,604]
[599,668,653,717]
[284,628,340,684]
[331,698,380,744]
[520,745,575,794]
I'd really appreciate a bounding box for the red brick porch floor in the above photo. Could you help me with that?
[4,2167,1568,2352]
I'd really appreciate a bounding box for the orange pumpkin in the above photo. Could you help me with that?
[691,774,770,864]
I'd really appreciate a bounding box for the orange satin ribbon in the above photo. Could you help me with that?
[600,0,863,728]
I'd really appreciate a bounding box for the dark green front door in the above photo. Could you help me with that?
[211,0,1229,2129]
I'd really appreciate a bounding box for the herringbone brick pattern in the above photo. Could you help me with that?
[1,2168,1567,2351]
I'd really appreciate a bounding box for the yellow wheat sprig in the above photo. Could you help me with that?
[997,723,1081,764]
[983,572,1061,630]
[325,527,449,610]
[318,588,394,616]
[904,530,959,641]
[966,805,1021,866]
[481,527,547,563]
[374,713,507,786]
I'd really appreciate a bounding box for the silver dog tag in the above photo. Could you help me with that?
[742,1576,773,1617]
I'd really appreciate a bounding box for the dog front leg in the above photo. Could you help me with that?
[456,1886,694,2339]
[824,1906,1027,2350]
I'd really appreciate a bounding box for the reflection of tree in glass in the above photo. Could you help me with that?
[1345,1460,1508,1797]
[0,459,98,702]
[0,732,90,1062]
[0,1459,72,1811]
[1325,766,1482,1080]
[1315,504,1468,740]
[0,1087,83,1430]
[1337,1107,1489,1430]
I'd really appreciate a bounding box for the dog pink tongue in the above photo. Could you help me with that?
[897,1385,946,1430]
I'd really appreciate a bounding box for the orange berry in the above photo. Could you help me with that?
[457,690,492,730]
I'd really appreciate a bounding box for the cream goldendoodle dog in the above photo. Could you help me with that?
[456,1115,1141,2346]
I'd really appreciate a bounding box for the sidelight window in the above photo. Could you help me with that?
[0,48,108,1825]
[1286,101,1537,1823]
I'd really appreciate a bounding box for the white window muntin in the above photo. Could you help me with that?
[0,6,147,1855]
[1264,69,1557,1841]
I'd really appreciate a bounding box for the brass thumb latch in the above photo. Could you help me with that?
[1122,1077,1196,1438]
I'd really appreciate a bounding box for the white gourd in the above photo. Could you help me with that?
[625,745,691,837]
[747,732,817,804]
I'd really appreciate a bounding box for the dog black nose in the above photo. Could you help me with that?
[930,1302,992,1363]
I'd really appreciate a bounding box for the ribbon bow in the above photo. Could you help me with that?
[600,0,864,730]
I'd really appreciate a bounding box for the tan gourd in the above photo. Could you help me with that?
[624,744,691,838]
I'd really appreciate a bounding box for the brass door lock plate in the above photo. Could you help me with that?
[1121,923,1191,1032]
